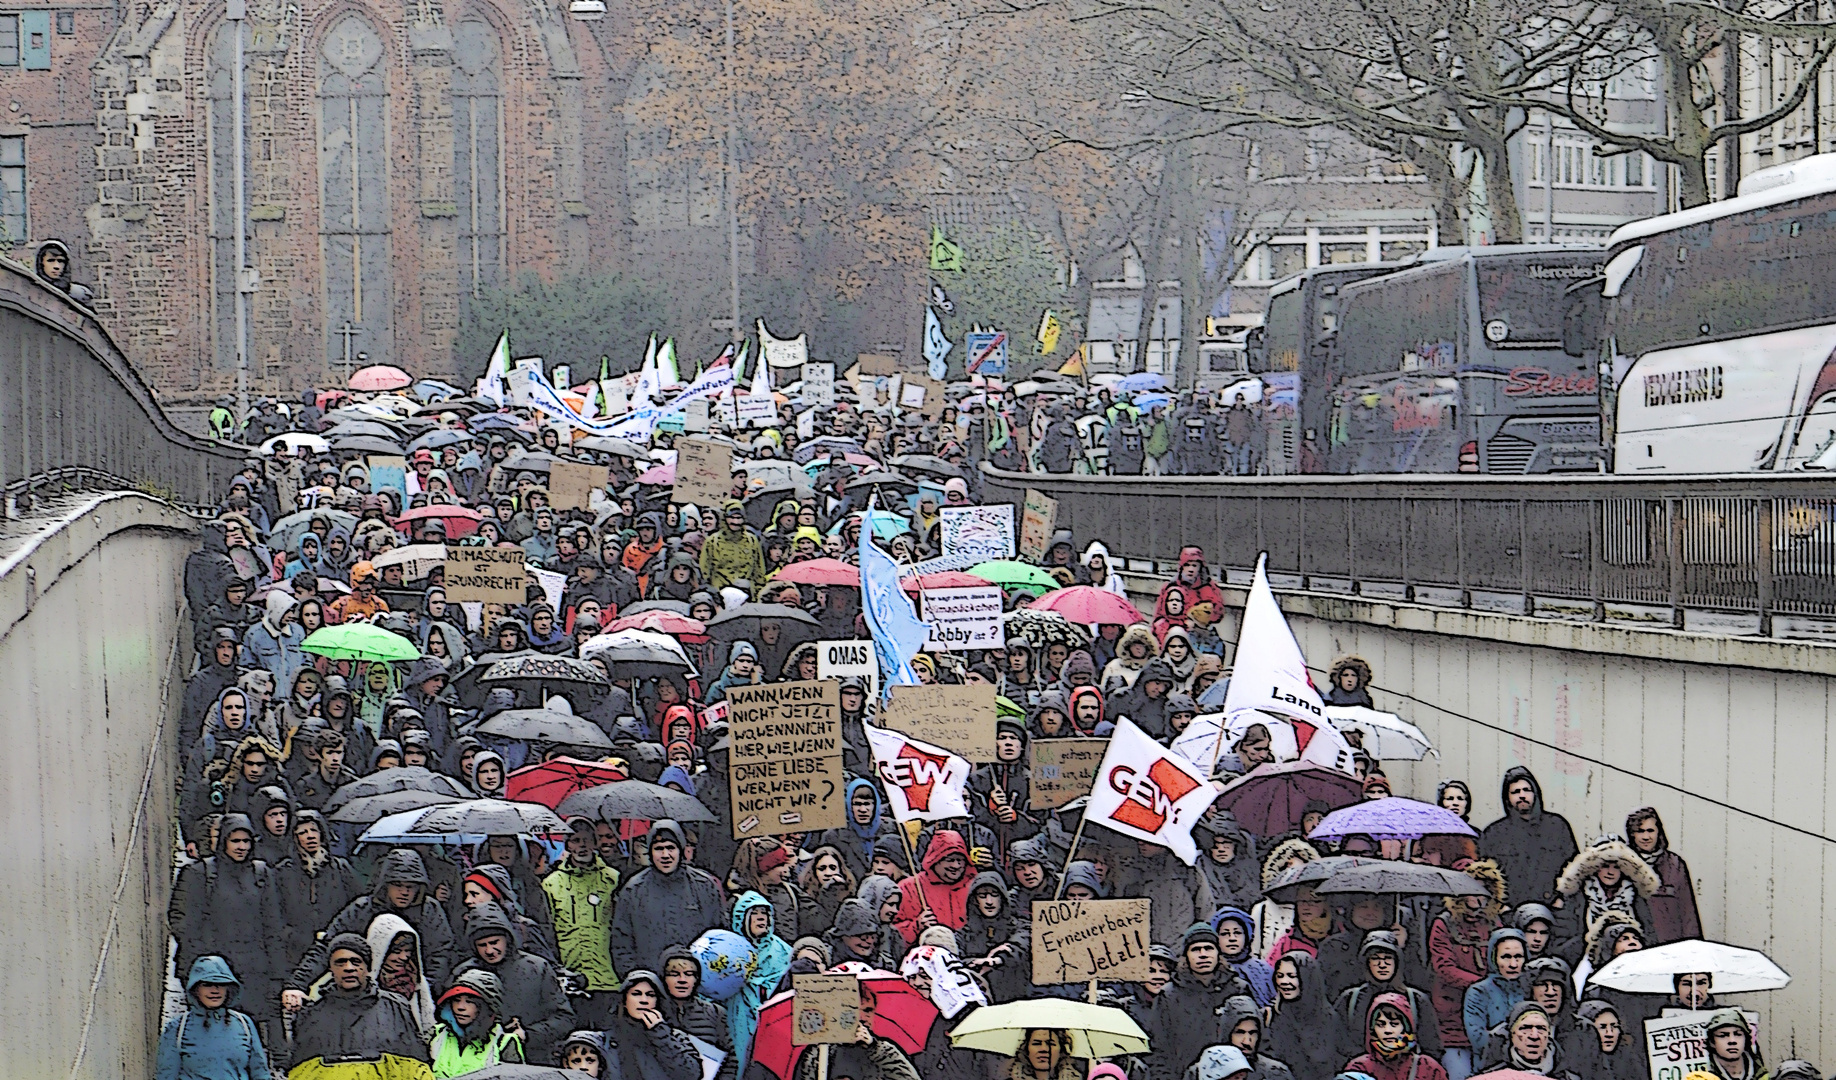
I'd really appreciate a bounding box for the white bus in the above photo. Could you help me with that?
[1588,153,1836,472]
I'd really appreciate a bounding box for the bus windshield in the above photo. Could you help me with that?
[1257,287,1303,372]
[1476,256,1603,348]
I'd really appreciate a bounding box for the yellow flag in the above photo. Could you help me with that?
[1058,344,1086,377]
[1037,309,1062,354]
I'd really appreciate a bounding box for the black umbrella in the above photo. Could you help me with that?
[324,420,408,441]
[792,437,864,465]
[406,429,473,454]
[323,765,473,817]
[476,707,615,750]
[557,779,717,823]
[480,654,610,693]
[410,798,566,836]
[1314,861,1489,898]
[620,598,691,617]
[502,451,561,475]
[892,454,962,479]
[849,470,920,491]
[326,788,469,824]
[1263,855,1386,902]
[705,603,821,648]
[330,434,407,456]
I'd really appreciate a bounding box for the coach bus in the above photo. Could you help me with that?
[1575,153,1836,472]
[1323,245,1607,473]
[1245,263,1398,472]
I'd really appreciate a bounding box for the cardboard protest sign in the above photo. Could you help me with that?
[879,683,998,762]
[1029,737,1108,809]
[1018,488,1059,562]
[548,460,602,510]
[1031,899,1153,984]
[673,438,734,509]
[897,375,947,419]
[443,546,527,604]
[857,353,900,377]
[815,639,878,701]
[1645,1010,1759,1080]
[920,585,1004,652]
[940,504,1015,561]
[802,363,835,409]
[726,680,846,839]
[790,974,860,1046]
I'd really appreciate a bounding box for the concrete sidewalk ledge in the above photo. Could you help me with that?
[0,491,199,646]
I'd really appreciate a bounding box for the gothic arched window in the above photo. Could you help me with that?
[318,14,392,368]
[453,18,504,296]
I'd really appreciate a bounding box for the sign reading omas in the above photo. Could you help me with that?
[725,679,846,839]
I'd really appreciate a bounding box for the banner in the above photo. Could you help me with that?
[939,504,1015,562]
[919,585,1004,652]
[866,722,971,823]
[736,355,778,427]
[726,680,846,839]
[1085,717,1219,864]
[1018,489,1058,561]
[759,319,810,369]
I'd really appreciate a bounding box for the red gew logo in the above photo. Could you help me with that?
[879,745,953,812]
[1105,758,1200,834]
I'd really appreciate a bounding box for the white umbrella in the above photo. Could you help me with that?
[260,431,330,455]
[1590,939,1790,994]
[1325,706,1437,761]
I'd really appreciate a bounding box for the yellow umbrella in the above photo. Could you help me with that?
[948,999,1149,1059]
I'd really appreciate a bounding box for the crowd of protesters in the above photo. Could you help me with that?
[160,372,1792,1080]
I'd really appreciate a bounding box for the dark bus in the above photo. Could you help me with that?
[1324,245,1607,474]
[1245,263,1398,472]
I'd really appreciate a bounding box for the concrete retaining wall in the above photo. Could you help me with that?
[1173,578,1836,1066]
[0,493,197,1080]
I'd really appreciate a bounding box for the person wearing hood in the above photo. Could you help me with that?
[700,500,766,595]
[825,895,888,970]
[170,814,285,1030]
[1325,657,1376,709]
[1428,859,1508,1080]
[1575,914,1654,1033]
[459,863,556,962]
[473,833,556,936]
[543,817,622,1025]
[187,683,255,784]
[184,628,246,740]
[1479,768,1577,907]
[288,930,431,1069]
[276,809,360,972]
[1151,923,1253,1080]
[1624,807,1702,945]
[730,836,820,942]
[892,829,973,945]
[855,874,908,968]
[555,1029,615,1078]
[468,749,508,798]
[814,778,890,883]
[157,955,271,1080]
[1212,908,1276,1006]
[428,969,524,1076]
[1563,1000,1644,1080]
[1210,994,1297,1080]
[1108,659,1176,739]
[455,900,575,1064]
[1551,837,1658,968]
[241,591,306,687]
[704,639,762,704]
[1264,952,1339,1080]
[400,656,456,759]
[728,890,795,1076]
[1252,838,1320,960]
[293,729,359,812]
[1344,992,1451,1080]
[1160,628,1200,691]
[1195,809,1261,910]
[611,819,727,976]
[957,870,1027,1001]
[594,969,701,1080]
[1333,931,1442,1065]
[1084,541,1127,595]
[251,784,294,868]
[659,942,732,1071]
[366,913,437,1039]
[1029,688,1075,739]
[1461,928,1528,1061]
[970,715,1042,865]
[1099,624,1158,693]
[285,849,458,1009]
[1473,1002,1579,1080]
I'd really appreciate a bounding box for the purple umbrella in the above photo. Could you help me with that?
[1308,797,1477,842]
[1211,761,1363,837]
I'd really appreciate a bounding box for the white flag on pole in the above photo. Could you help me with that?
[866,723,971,823]
[1085,717,1219,864]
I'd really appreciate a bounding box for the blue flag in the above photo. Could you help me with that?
[859,497,930,694]
[924,307,952,380]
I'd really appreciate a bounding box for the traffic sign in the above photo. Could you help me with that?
[967,331,1008,375]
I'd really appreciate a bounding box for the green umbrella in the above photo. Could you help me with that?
[301,623,422,663]
[969,560,1063,593]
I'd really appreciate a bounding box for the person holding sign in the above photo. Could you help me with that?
[789,984,922,1080]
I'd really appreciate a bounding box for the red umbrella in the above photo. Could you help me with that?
[750,965,939,1080]
[1211,761,1364,836]
[504,756,630,810]
[636,461,674,485]
[349,364,414,391]
[1028,585,1144,625]
[605,610,707,637]
[901,571,992,594]
[395,503,482,539]
[769,557,860,587]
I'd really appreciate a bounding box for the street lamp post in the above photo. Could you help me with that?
[230,0,249,423]
[724,0,740,348]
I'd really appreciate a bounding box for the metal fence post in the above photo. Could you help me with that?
[1346,496,1358,594]
[1589,497,1606,622]
[1668,498,1685,629]
[1456,499,1470,608]
[1756,497,1774,636]
[1401,497,1412,602]
[1520,498,1532,615]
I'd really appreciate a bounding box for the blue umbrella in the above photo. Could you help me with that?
[1133,391,1174,411]
[1116,372,1167,393]
[828,508,911,541]
[413,378,466,403]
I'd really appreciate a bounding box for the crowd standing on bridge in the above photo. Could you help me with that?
[160,367,1797,1080]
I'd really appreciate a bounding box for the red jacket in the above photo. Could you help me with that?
[1428,911,1496,1048]
[893,831,972,944]
[1345,992,1452,1080]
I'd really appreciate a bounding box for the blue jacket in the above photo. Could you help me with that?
[1462,927,1528,1055]
[156,956,271,1080]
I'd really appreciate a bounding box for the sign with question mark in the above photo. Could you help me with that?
[725,679,848,839]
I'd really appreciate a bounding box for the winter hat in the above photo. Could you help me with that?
[792,937,832,966]
[1198,1045,1253,1080]
[831,899,880,938]
[1181,922,1221,955]
[917,926,960,952]
[325,932,373,968]
[439,969,505,1015]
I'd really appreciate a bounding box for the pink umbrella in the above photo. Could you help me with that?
[901,570,991,594]
[1029,584,1145,625]
[769,557,860,587]
[605,610,707,637]
[751,966,938,1080]
[395,503,482,539]
[1211,761,1364,836]
[349,364,414,391]
[636,461,675,485]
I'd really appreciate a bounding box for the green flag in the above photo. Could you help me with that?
[930,225,963,272]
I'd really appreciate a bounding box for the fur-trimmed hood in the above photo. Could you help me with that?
[1584,909,1643,967]
[1557,838,1661,898]
[1261,837,1322,889]
[1444,858,1508,918]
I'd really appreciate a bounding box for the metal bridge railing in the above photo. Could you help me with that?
[0,260,242,514]
[979,467,1836,634]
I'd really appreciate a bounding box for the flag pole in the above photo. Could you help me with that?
[1051,808,1091,900]
[895,817,933,919]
